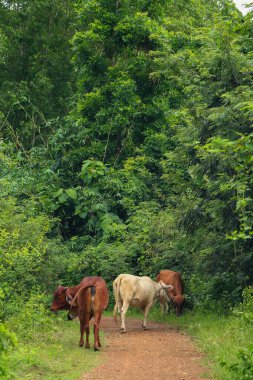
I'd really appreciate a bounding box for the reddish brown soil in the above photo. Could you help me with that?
[81,317,210,380]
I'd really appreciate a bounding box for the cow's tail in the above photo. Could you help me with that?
[67,279,98,310]
[113,275,122,323]
[113,279,118,323]
[67,283,90,308]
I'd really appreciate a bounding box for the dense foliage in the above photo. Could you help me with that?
[0,0,253,378]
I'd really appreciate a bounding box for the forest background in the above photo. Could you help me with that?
[0,0,253,379]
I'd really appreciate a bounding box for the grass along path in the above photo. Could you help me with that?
[6,308,252,380]
[7,317,103,380]
[6,310,210,380]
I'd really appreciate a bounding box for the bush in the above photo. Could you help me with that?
[220,288,253,379]
[7,293,55,341]
[222,345,253,380]
[0,324,17,377]
[232,287,253,324]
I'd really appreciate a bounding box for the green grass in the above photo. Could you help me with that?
[5,308,253,380]
[6,317,103,380]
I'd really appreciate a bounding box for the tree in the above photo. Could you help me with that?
[0,0,76,148]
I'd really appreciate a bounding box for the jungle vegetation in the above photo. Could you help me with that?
[0,0,253,378]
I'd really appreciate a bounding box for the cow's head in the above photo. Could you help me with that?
[171,294,185,316]
[159,280,173,290]
[50,285,70,312]
[158,281,173,300]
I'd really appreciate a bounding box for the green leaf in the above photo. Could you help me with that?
[79,210,88,219]
[65,188,78,200]
[54,189,64,198]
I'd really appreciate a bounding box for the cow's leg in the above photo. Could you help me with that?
[93,312,101,351]
[160,293,169,316]
[79,313,85,347]
[84,313,90,349]
[160,298,165,316]
[97,313,102,348]
[142,302,152,330]
[165,299,169,314]
[118,301,123,322]
[168,299,172,314]
[120,301,130,333]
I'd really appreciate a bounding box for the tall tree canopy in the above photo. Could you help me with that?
[0,0,253,320]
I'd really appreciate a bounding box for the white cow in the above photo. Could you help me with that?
[113,273,173,332]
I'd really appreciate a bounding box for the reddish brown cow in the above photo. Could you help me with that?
[156,270,185,316]
[51,276,109,351]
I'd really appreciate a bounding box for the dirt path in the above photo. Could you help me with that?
[81,317,210,380]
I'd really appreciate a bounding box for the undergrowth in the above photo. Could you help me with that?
[4,313,102,380]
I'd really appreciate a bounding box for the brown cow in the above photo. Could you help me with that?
[156,270,185,316]
[50,276,109,351]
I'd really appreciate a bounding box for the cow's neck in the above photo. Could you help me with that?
[67,285,81,297]
[155,283,163,297]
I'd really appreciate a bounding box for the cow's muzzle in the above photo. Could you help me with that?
[67,312,74,321]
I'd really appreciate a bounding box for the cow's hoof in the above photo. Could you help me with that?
[94,346,99,352]
[142,325,149,330]
[79,343,84,347]
[85,344,90,349]
[120,328,126,333]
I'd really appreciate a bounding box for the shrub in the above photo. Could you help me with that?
[0,324,17,377]
[232,287,253,324]
[222,345,253,380]
[7,293,55,341]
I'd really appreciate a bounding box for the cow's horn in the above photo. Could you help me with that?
[159,280,173,290]
[66,293,74,304]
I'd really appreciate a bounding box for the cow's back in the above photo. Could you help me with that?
[136,276,157,300]
[119,274,156,305]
